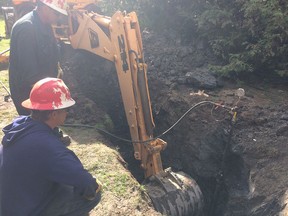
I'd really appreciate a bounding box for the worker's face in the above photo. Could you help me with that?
[45,6,63,25]
[54,108,68,126]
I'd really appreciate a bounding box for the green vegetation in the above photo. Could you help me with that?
[0,16,10,70]
[187,0,288,78]
[171,0,288,79]
[2,1,287,79]
[69,142,154,215]
[101,0,288,79]
[0,70,8,85]
[0,17,10,50]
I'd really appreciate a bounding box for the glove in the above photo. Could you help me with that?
[53,127,71,146]
[95,179,102,193]
[60,136,71,146]
[83,179,102,200]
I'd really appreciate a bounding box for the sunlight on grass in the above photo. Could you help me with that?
[0,70,10,91]
[0,16,10,70]
[0,16,10,51]
[68,140,153,212]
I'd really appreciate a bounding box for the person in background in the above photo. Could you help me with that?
[0,78,102,216]
[9,0,67,115]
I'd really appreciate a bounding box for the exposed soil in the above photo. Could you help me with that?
[60,30,288,216]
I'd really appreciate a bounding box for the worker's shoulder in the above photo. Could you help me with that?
[13,19,34,32]
[12,12,35,33]
[37,133,69,150]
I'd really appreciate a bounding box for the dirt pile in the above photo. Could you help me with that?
[144,32,288,216]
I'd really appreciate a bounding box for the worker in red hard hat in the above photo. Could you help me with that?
[0,78,102,216]
[9,0,68,116]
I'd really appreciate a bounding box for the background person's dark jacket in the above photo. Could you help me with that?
[9,10,59,115]
[0,116,98,216]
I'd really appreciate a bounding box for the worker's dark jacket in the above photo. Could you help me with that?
[0,116,98,216]
[9,10,59,115]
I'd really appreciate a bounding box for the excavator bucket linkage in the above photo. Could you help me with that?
[145,169,203,215]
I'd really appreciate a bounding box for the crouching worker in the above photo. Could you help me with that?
[0,78,101,216]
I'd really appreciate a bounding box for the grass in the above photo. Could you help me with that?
[0,69,9,85]
[61,126,159,215]
[0,16,10,51]
[0,16,10,69]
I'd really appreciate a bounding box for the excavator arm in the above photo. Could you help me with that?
[61,5,204,215]
[66,9,166,178]
[62,8,204,215]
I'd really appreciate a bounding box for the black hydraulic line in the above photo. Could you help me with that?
[63,123,134,143]
[63,100,235,144]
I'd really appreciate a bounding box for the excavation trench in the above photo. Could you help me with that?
[61,47,251,216]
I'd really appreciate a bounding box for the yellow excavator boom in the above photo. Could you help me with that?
[62,6,204,215]
[66,9,165,177]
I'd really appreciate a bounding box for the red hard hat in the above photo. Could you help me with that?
[40,0,68,15]
[22,77,75,110]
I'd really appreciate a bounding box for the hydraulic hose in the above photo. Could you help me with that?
[63,100,235,144]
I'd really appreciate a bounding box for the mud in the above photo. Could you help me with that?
[62,31,288,216]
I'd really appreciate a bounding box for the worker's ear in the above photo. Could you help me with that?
[49,110,58,120]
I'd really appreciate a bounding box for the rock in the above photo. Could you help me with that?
[280,114,288,121]
[184,68,218,89]
[276,125,288,137]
